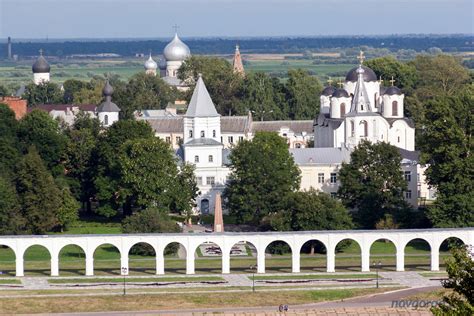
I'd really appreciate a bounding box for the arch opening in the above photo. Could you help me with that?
[264,240,292,273]
[0,245,16,277]
[128,242,156,275]
[229,241,257,273]
[59,244,86,276]
[370,238,396,272]
[93,243,121,276]
[404,238,431,271]
[334,239,361,272]
[24,245,51,276]
[300,239,326,272]
[195,242,222,274]
[164,242,186,274]
[439,237,465,270]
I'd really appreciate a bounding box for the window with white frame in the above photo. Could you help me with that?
[318,173,325,183]
[197,177,202,185]
[200,130,205,138]
[330,172,337,184]
[206,177,215,185]
[405,190,412,199]
[404,171,411,182]
[228,136,234,144]
[208,155,213,162]
[165,136,171,143]
[194,155,199,163]
[239,136,244,142]
[212,130,216,138]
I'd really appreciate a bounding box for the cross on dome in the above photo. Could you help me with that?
[378,75,384,84]
[337,79,344,88]
[390,76,396,86]
[357,51,365,65]
[327,78,333,85]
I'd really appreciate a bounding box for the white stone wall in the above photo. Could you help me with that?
[33,73,50,85]
[98,112,119,127]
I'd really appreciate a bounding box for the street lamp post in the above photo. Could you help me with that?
[249,265,257,292]
[121,267,128,295]
[372,261,381,288]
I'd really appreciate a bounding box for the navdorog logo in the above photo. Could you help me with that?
[391,300,442,309]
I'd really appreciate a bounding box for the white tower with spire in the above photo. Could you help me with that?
[97,80,121,127]
[32,49,50,85]
[182,74,229,214]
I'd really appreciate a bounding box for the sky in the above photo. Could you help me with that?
[0,0,472,39]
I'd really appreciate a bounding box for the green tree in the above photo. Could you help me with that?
[116,73,177,119]
[94,120,155,217]
[56,186,80,232]
[224,132,300,224]
[14,147,62,234]
[0,85,9,97]
[432,245,474,315]
[0,104,20,177]
[337,141,412,228]
[364,56,417,91]
[72,111,102,136]
[24,82,63,106]
[285,69,322,120]
[17,109,68,174]
[419,90,474,227]
[122,207,180,255]
[172,163,198,219]
[62,79,87,103]
[0,176,24,235]
[237,72,287,120]
[178,56,243,116]
[119,138,196,212]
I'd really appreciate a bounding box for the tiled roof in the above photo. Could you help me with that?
[221,116,250,133]
[30,104,96,113]
[146,117,183,133]
[183,138,223,147]
[290,147,352,165]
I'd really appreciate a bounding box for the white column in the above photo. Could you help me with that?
[15,258,24,277]
[186,252,195,275]
[431,247,440,271]
[222,251,230,274]
[361,246,370,272]
[396,246,405,272]
[120,254,129,275]
[257,250,265,273]
[51,256,59,276]
[156,249,164,275]
[326,247,336,273]
[85,255,94,276]
[291,251,300,273]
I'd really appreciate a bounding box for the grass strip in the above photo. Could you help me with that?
[0,279,22,285]
[251,273,377,281]
[48,276,224,284]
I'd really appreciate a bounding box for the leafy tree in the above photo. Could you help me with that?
[72,78,106,105]
[178,56,243,116]
[237,72,287,120]
[364,56,417,91]
[337,141,412,228]
[0,176,24,235]
[0,85,8,97]
[224,132,300,224]
[24,82,63,106]
[56,186,80,232]
[72,111,102,136]
[116,73,177,119]
[0,104,20,177]
[62,79,87,103]
[122,207,180,255]
[285,69,322,120]
[432,245,474,315]
[172,163,198,219]
[119,138,197,212]
[94,120,155,217]
[14,147,62,234]
[419,90,474,227]
[17,109,68,174]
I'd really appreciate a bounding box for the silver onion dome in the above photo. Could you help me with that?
[163,33,191,62]
[32,50,50,73]
[144,53,158,70]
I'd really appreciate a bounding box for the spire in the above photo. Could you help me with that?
[185,74,219,117]
[98,80,120,113]
[349,55,372,114]
[232,44,245,76]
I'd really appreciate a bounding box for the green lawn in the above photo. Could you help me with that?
[0,279,22,284]
[48,276,224,284]
[251,273,376,281]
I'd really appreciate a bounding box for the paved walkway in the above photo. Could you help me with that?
[380,271,440,288]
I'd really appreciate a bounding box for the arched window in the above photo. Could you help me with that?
[340,103,346,117]
[212,130,216,138]
[104,115,108,125]
[189,130,193,138]
[392,101,398,116]
[350,120,355,137]
[201,130,205,138]
[359,120,368,137]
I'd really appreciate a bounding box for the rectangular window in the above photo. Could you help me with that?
[404,171,411,182]
[189,130,193,138]
[200,130,205,138]
[405,190,412,199]
[165,136,171,144]
[239,136,244,142]
[330,172,337,184]
[208,155,213,162]
[197,177,202,185]
[176,136,182,144]
[194,155,199,163]
[228,136,234,144]
[318,173,325,184]
[206,177,215,185]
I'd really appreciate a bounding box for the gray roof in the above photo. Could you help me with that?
[163,76,183,86]
[185,75,219,117]
[290,147,352,165]
[183,138,223,147]
[345,65,377,82]
[252,120,313,134]
[138,109,177,118]
[221,116,251,133]
[97,80,120,112]
[398,148,420,162]
[384,86,402,95]
[322,86,336,96]
[386,117,415,128]
[32,54,50,73]
[146,117,183,133]
[332,88,349,98]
